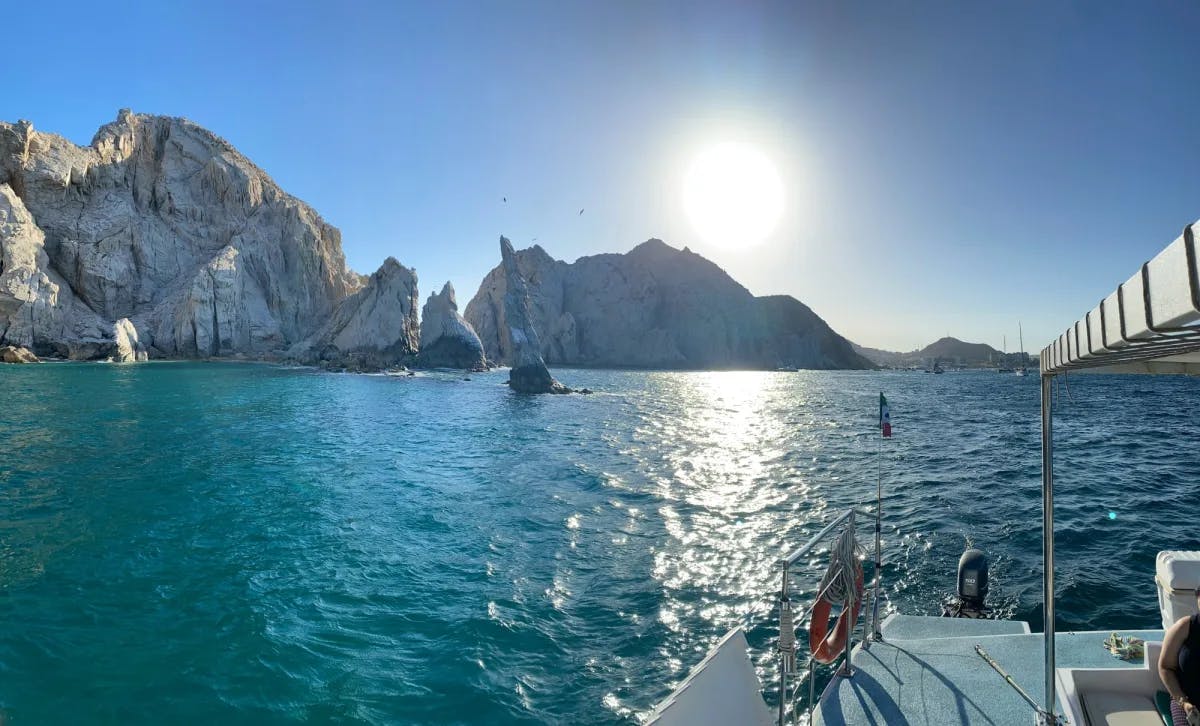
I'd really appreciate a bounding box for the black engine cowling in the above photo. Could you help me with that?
[943,547,989,618]
[957,548,989,608]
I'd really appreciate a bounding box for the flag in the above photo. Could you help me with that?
[880,393,892,438]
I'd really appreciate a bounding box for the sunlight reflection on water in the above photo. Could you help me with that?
[0,364,1196,723]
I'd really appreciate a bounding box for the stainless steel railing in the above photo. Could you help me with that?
[775,508,881,726]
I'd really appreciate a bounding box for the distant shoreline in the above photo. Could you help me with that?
[6,357,885,374]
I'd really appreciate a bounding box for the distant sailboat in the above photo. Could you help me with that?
[1015,324,1027,376]
[998,334,1012,373]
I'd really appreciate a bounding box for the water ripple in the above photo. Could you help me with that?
[0,363,1196,723]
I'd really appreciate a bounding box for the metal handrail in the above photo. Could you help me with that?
[776,508,881,726]
[778,509,856,567]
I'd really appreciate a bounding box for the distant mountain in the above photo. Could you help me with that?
[854,337,1030,368]
[920,337,1001,364]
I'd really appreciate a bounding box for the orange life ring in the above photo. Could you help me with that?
[809,560,864,664]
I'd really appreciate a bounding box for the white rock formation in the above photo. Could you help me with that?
[0,111,418,367]
[0,344,39,363]
[112,318,148,362]
[417,282,486,369]
[465,238,873,370]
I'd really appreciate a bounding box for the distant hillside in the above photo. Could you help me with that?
[920,337,1000,364]
[852,343,907,368]
[854,337,1030,368]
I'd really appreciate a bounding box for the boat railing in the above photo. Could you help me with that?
[774,507,880,726]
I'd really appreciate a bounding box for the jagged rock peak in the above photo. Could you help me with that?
[417,281,487,369]
[499,236,569,393]
[292,257,420,371]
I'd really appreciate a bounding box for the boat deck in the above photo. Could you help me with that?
[813,615,1162,725]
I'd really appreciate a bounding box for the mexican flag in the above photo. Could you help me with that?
[880,393,892,438]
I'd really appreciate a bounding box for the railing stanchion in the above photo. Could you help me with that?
[871,434,883,642]
[836,512,856,678]
[778,563,789,726]
[806,655,816,725]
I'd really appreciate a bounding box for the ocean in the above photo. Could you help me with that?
[0,363,1196,724]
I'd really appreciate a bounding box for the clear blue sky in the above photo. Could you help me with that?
[5,1,1199,353]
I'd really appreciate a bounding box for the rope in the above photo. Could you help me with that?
[816,526,862,606]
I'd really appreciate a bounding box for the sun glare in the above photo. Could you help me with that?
[682,142,784,249]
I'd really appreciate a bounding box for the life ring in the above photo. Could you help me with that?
[809,559,864,664]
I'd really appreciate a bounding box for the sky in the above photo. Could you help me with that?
[4,0,1200,353]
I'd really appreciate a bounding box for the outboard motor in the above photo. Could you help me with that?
[943,548,990,618]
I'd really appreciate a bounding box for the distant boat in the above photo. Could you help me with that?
[997,334,1012,372]
[932,361,944,374]
[1015,323,1027,376]
[776,366,799,372]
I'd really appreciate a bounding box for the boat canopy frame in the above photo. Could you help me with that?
[1037,219,1200,724]
[1042,223,1200,376]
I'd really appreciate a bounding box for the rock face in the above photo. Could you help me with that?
[0,111,417,368]
[497,236,569,393]
[417,282,486,369]
[464,239,874,370]
[0,344,38,363]
[0,181,110,357]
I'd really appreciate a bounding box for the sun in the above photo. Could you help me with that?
[682,142,784,249]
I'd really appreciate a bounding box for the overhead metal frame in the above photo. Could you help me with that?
[1038,220,1200,723]
[1042,223,1200,375]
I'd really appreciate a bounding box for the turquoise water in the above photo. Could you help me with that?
[0,363,1197,724]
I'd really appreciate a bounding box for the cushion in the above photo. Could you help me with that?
[1154,691,1174,726]
[1082,690,1169,726]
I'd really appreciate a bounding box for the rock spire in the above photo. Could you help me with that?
[499,236,569,393]
[417,282,487,369]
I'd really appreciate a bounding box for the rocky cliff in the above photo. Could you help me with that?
[464,239,873,370]
[0,111,417,366]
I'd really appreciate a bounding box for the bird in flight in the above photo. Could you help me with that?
[502,197,507,203]
[578,208,584,216]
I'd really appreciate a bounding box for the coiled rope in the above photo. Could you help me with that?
[816,526,863,606]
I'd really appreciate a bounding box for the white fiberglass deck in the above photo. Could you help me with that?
[813,615,1161,725]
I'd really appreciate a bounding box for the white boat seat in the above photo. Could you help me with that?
[1082,691,1162,726]
[1057,642,1169,726]
[1157,551,1200,629]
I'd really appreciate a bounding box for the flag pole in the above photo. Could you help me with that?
[871,393,883,641]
